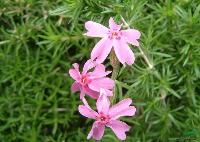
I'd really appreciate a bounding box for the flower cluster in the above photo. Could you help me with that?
[69,17,140,140]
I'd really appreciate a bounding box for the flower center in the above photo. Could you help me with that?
[100,116,106,121]
[97,113,110,124]
[112,31,118,36]
[108,30,121,40]
[80,75,89,85]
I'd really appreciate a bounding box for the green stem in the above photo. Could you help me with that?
[110,49,120,103]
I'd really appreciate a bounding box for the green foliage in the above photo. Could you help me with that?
[0,0,200,141]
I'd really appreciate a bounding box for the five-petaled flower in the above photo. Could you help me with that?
[84,17,141,65]
[78,89,136,140]
[69,59,114,99]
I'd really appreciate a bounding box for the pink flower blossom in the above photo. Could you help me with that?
[84,17,141,65]
[69,59,114,99]
[78,89,136,140]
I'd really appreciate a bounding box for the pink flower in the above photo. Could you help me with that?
[84,17,141,65]
[69,59,114,99]
[78,89,136,140]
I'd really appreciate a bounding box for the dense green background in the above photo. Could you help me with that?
[0,0,200,141]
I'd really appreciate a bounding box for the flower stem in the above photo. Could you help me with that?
[110,49,120,80]
[110,49,120,103]
[120,15,153,69]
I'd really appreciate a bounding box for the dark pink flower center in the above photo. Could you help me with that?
[80,75,90,85]
[96,113,110,124]
[112,31,118,36]
[108,30,122,40]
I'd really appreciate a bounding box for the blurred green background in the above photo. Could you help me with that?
[0,0,200,142]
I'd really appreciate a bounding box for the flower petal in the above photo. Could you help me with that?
[72,63,79,71]
[84,21,109,37]
[106,120,130,140]
[91,37,113,64]
[104,89,113,96]
[96,89,110,114]
[122,29,141,46]
[113,39,135,65]
[82,97,92,109]
[87,121,105,140]
[82,59,96,74]
[69,68,81,81]
[71,82,80,92]
[89,64,112,79]
[88,78,114,92]
[109,17,121,31]
[80,89,85,100]
[78,105,98,119]
[112,106,136,120]
[109,98,136,119]
[84,86,99,99]
[110,98,132,111]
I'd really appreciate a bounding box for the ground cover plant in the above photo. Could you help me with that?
[0,0,200,142]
